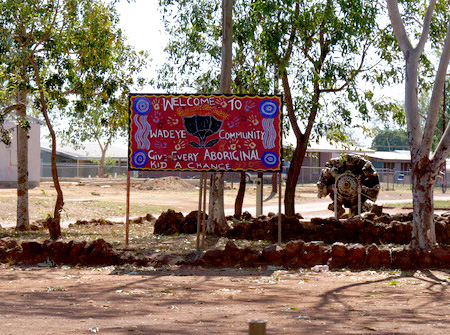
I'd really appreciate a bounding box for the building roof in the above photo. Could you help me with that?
[42,137,375,161]
[3,115,45,128]
[366,150,411,162]
[41,139,128,160]
[306,138,374,154]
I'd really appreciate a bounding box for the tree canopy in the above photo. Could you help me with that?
[0,0,147,237]
[158,0,405,216]
[371,129,409,151]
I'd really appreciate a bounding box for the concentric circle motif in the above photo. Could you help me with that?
[262,151,279,168]
[259,100,279,118]
[336,173,358,199]
[132,150,147,168]
[133,97,151,115]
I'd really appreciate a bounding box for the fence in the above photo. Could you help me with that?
[41,162,128,179]
[40,162,449,191]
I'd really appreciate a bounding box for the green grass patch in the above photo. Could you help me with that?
[388,279,399,286]
[92,201,172,217]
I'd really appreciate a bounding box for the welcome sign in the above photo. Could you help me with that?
[128,94,282,172]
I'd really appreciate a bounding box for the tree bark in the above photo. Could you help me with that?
[410,159,437,249]
[30,54,63,240]
[208,0,233,233]
[15,91,29,231]
[98,142,109,178]
[282,66,320,216]
[234,171,246,219]
[271,172,278,194]
[208,172,227,234]
[284,140,307,216]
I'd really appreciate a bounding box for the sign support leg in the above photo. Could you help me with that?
[278,171,282,245]
[125,169,131,248]
[202,172,207,249]
[334,184,338,219]
[256,177,262,217]
[196,173,204,250]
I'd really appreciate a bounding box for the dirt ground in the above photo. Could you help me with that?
[1,265,450,335]
[2,178,450,334]
[0,177,429,228]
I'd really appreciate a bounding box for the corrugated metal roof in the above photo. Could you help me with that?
[306,138,374,153]
[366,150,411,162]
[40,139,128,159]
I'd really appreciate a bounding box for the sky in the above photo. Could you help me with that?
[115,0,167,93]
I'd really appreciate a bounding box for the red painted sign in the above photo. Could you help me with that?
[128,94,282,171]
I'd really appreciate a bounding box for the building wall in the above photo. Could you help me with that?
[0,122,40,188]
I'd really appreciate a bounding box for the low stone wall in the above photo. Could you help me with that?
[227,213,418,244]
[153,209,450,245]
[228,212,450,245]
[2,208,450,270]
[198,240,450,270]
[2,237,450,270]
[154,210,207,235]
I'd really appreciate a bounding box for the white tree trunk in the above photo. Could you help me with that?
[208,172,226,233]
[411,159,437,249]
[16,91,29,231]
[208,0,233,233]
[386,0,442,249]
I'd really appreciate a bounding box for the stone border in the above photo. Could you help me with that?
[1,237,450,270]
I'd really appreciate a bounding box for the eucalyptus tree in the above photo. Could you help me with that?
[159,0,276,225]
[158,0,399,218]
[386,0,450,249]
[0,0,57,231]
[251,0,398,216]
[57,4,148,178]
[371,129,409,151]
[0,0,143,239]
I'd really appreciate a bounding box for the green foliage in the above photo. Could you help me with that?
[0,0,150,233]
[158,0,222,92]
[60,3,149,154]
[0,0,148,145]
[0,110,11,146]
[158,0,401,143]
[371,129,409,151]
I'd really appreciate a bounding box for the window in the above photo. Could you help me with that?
[400,162,410,171]
[384,162,395,170]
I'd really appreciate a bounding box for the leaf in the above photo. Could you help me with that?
[206,139,219,147]
[188,141,200,148]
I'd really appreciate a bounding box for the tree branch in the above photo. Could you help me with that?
[386,0,413,54]
[1,104,26,117]
[281,70,303,142]
[32,0,60,53]
[415,0,437,54]
[282,1,299,67]
[423,16,450,158]
[320,43,368,94]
